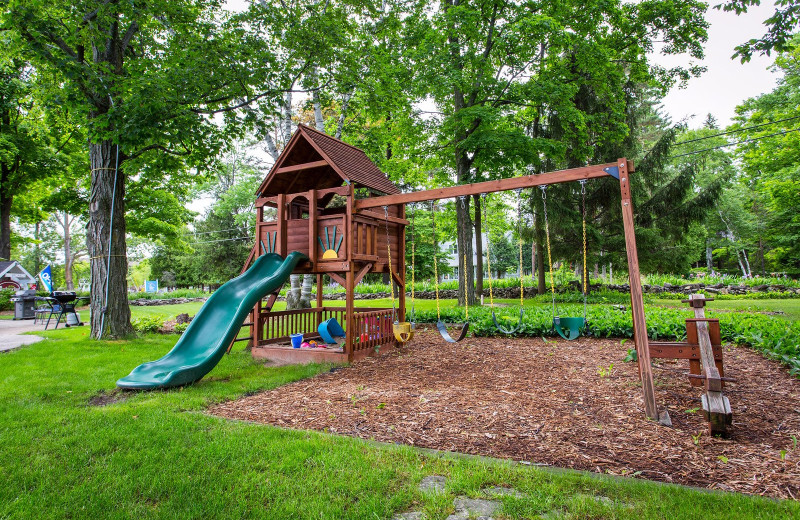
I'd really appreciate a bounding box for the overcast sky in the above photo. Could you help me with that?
[655,0,781,128]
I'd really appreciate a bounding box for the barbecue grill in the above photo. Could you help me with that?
[12,289,37,320]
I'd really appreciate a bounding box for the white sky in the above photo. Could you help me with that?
[655,0,781,128]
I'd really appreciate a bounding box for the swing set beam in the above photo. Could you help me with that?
[354,161,625,209]
[357,158,666,425]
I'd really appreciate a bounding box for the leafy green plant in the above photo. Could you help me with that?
[597,363,614,378]
[131,315,167,334]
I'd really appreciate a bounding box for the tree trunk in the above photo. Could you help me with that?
[473,193,483,297]
[758,237,765,277]
[63,212,74,290]
[706,243,714,274]
[455,195,475,305]
[34,222,41,276]
[286,274,302,309]
[0,171,11,261]
[88,140,133,339]
[300,274,313,307]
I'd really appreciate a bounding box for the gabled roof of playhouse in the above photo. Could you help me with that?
[256,124,400,197]
[0,261,35,283]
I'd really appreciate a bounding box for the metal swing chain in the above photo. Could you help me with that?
[431,201,441,322]
[580,180,588,322]
[482,194,495,309]
[540,185,556,318]
[383,206,396,322]
[516,189,524,309]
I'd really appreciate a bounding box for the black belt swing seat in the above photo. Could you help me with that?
[431,200,469,343]
[483,192,526,335]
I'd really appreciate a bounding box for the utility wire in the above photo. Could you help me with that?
[673,114,800,146]
[670,127,800,158]
[184,236,255,245]
[182,227,247,236]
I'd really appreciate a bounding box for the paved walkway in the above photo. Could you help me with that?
[0,319,46,352]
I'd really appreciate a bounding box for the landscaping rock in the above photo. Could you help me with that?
[175,313,192,324]
[448,496,501,519]
[419,475,447,493]
[393,512,426,520]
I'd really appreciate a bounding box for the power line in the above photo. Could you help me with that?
[670,127,800,159]
[673,114,800,146]
[185,236,254,245]
[182,226,249,236]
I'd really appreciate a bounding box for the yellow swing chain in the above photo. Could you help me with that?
[431,201,441,322]
[540,186,556,316]
[383,206,396,322]
[411,210,416,322]
[463,251,469,320]
[581,180,588,321]
[516,190,524,309]
[482,195,495,309]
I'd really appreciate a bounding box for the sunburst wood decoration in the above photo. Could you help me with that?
[260,232,277,254]
[318,226,343,259]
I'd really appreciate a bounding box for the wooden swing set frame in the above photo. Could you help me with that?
[356,158,667,424]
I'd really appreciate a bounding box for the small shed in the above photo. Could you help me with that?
[0,261,36,290]
[243,125,408,364]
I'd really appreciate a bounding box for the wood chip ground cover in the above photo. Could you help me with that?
[210,332,800,499]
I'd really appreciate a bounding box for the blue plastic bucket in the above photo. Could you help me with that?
[290,333,304,348]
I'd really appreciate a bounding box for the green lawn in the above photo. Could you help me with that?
[0,328,797,519]
[652,298,800,321]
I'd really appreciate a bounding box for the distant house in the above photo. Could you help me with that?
[440,232,529,281]
[0,261,36,290]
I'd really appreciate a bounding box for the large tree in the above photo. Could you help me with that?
[730,40,800,273]
[3,0,292,337]
[414,0,708,305]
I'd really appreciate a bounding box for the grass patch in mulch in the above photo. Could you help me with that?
[211,330,800,499]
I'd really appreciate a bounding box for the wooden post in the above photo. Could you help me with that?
[618,158,664,424]
[346,184,355,361]
[276,193,286,256]
[308,189,318,262]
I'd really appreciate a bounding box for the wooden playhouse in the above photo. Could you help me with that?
[239,125,408,363]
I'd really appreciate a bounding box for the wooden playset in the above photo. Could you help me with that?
[234,124,733,427]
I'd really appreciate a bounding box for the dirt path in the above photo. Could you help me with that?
[211,331,800,499]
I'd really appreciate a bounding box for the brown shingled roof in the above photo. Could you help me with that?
[257,124,400,197]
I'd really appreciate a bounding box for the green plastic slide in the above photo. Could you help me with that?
[117,252,307,390]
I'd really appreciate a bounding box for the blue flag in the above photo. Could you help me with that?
[39,265,53,293]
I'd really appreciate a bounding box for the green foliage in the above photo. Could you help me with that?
[0,288,15,311]
[130,315,166,334]
[128,288,210,301]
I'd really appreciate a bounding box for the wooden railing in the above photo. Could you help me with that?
[259,307,347,345]
[351,308,395,352]
[258,306,395,353]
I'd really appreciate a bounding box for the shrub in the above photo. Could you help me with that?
[0,288,15,311]
[131,315,167,334]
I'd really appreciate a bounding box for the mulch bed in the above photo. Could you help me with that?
[210,331,800,499]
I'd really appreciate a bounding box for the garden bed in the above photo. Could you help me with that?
[211,331,800,499]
